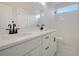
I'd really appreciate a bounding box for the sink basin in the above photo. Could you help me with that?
[27,29,48,34]
[0,28,49,40]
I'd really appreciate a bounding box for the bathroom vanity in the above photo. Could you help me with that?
[0,29,57,56]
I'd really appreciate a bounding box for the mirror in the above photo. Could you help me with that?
[16,7,40,28]
[0,2,44,32]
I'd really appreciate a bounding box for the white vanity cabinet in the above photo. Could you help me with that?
[0,30,57,56]
[50,32,57,55]
[0,37,41,56]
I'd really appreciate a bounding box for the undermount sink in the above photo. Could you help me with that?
[27,29,48,34]
[0,28,48,40]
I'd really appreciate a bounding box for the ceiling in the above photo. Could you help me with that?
[0,2,62,14]
[0,2,77,14]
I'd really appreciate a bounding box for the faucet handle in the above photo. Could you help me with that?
[41,24,45,26]
[6,28,10,30]
[36,24,40,27]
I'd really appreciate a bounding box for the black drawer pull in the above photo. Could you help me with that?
[45,46,49,50]
[54,37,56,42]
[45,36,49,39]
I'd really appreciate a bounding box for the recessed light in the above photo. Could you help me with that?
[40,2,46,6]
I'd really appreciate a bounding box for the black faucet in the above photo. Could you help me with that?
[7,21,18,34]
[12,21,17,34]
[40,24,45,30]
[8,24,12,34]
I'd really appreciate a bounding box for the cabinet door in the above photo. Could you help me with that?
[53,37,57,55]
[0,37,41,56]
[42,34,51,56]
[50,32,57,55]
[42,45,51,56]
[24,45,41,56]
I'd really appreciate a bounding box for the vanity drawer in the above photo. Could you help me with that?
[42,44,51,56]
[0,37,41,56]
[42,34,50,45]
[42,34,51,56]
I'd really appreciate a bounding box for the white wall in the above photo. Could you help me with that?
[0,4,12,29]
[55,7,79,55]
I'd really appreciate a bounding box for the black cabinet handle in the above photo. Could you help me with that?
[45,46,49,50]
[54,37,56,42]
[45,36,49,39]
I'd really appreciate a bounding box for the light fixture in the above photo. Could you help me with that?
[35,14,40,19]
[40,2,46,6]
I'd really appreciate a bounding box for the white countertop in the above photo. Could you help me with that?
[0,28,56,51]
